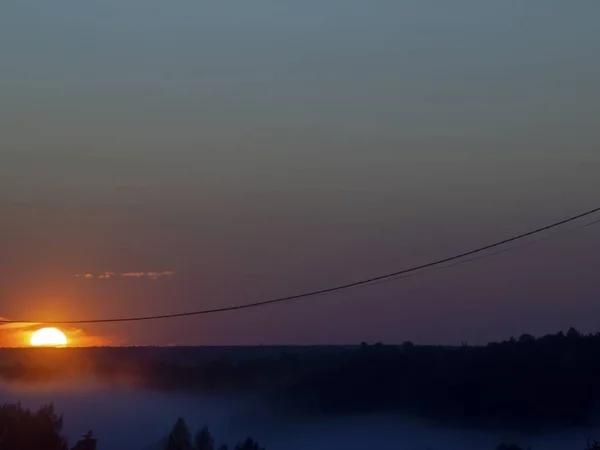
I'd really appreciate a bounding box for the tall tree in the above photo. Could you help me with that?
[165,417,193,450]
[70,431,97,450]
[0,402,68,450]
[234,437,265,450]
[194,426,214,450]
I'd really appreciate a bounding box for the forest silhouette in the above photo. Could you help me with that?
[3,329,600,448]
[2,402,600,450]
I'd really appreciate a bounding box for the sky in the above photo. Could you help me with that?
[1,1,599,346]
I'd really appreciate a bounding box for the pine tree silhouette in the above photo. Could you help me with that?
[165,417,193,450]
[0,402,69,450]
[234,437,265,450]
[194,426,214,450]
[70,431,97,450]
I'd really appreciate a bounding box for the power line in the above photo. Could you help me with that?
[2,206,599,325]
[361,216,600,289]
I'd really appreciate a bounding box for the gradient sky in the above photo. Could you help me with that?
[1,1,599,346]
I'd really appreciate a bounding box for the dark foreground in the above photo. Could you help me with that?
[2,329,600,448]
[1,401,600,450]
[2,329,600,428]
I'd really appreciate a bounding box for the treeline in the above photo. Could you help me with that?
[496,444,600,450]
[0,402,90,450]
[2,402,600,450]
[0,402,265,450]
[130,329,600,427]
[4,329,600,427]
[285,328,600,426]
[159,417,265,450]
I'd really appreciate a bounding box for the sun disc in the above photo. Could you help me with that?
[30,327,68,347]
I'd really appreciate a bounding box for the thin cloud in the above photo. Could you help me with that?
[0,317,39,330]
[77,271,175,280]
[122,271,175,280]
[67,328,114,347]
[121,272,146,279]
[0,318,39,347]
[97,271,115,280]
[146,271,176,280]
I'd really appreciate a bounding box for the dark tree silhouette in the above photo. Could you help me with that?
[496,444,528,450]
[70,431,97,450]
[0,402,68,450]
[518,334,535,344]
[568,327,582,339]
[234,437,265,450]
[586,440,600,450]
[160,420,264,450]
[194,426,215,450]
[165,417,193,450]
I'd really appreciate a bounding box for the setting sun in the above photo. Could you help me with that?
[30,327,68,347]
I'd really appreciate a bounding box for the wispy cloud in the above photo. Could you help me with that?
[147,271,176,280]
[76,271,176,280]
[0,317,39,347]
[123,270,176,280]
[0,317,39,330]
[98,271,115,280]
[120,272,145,279]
